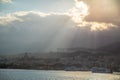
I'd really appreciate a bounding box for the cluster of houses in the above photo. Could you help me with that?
[0,50,119,73]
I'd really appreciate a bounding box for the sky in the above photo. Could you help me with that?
[0,0,120,54]
[0,0,74,14]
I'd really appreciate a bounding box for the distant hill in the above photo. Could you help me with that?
[1,41,120,59]
[98,42,120,54]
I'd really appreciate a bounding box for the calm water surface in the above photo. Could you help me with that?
[0,69,119,80]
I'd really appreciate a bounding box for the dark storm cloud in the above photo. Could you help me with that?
[80,0,120,27]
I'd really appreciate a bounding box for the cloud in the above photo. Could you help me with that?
[77,21,117,31]
[69,0,117,31]
[80,0,120,27]
[0,11,51,25]
[0,11,120,54]
[0,11,75,53]
[68,0,89,23]
[0,0,118,31]
[0,0,120,54]
[0,14,22,25]
[0,0,12,3]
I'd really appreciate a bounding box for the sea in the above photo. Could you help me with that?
[0,69,119,80]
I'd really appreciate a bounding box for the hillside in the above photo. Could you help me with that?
[98,42,120,54]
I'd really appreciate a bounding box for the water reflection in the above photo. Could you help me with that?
[0,69,119,80]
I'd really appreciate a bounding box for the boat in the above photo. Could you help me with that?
[91,67,113,73]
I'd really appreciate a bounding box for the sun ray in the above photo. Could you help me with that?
[68,0,117,31]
